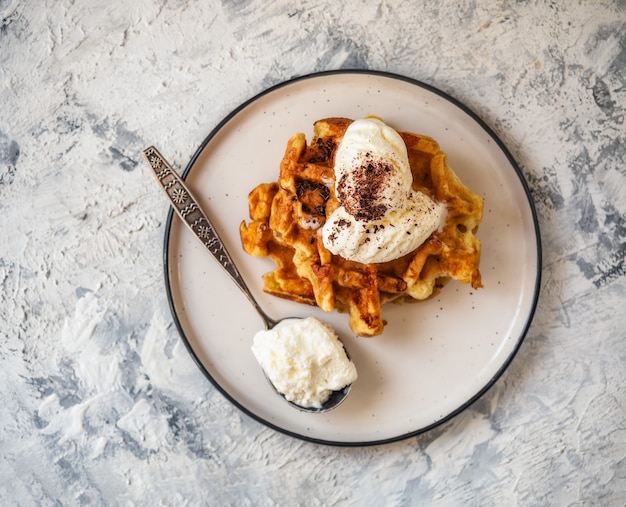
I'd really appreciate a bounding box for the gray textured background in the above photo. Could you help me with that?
[1,1,625,505]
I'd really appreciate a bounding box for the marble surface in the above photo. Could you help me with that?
[1,0,625,504]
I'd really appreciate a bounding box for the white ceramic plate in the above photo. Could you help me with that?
[163,71,541,446]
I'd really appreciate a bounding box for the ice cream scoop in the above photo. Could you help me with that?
[322,117,447,264]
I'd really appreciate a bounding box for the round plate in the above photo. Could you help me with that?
[163,70,541,446]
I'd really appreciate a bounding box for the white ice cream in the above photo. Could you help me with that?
[251,317,357,409]
[322,117,446,264]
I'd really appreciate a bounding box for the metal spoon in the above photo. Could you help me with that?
[142,146,352,413]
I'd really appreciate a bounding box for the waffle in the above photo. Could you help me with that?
[240,117,483,336]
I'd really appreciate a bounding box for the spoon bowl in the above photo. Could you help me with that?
[142,146,354,413]
[282,382,352,413]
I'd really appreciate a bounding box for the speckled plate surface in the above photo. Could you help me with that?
[163,70,541,446]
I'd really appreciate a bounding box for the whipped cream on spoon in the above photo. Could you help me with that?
[142,146,356,412]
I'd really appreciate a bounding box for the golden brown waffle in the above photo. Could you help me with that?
[240,117,483,337]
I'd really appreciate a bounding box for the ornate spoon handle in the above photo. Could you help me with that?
[142,146,276,328]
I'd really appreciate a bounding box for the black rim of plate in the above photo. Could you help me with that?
[161,69,543,447]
